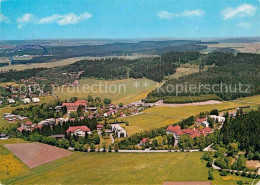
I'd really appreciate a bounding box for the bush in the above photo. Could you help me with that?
[74,142,83,151]
[241,171,246,177]
[43,136,57,146]
[83,144,89,152]
[206,161,212,167]
[220,170,229,176]
[235,171,241,176]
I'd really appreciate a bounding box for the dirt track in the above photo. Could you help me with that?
[4,142,72,168]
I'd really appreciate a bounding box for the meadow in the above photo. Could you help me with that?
[0,139,255,185]
[122,96,260,136]
[54,78,159,105]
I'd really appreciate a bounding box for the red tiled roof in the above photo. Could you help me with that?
[35,125,43,129]
[196,117,207,123]
[97,124,103,128]
[166,125,181,134]
[140,138,150,144]
[66,126,90,133]
[25,121,33,125]
[182,129,194,135]
[75,100,87,104]
[17,127,24,132]
[203,127,213,133]
[88,115,94,119]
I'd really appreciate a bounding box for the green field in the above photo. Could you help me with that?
[121,96,260,136]
[54,78,159,105]
[0,139,255,185]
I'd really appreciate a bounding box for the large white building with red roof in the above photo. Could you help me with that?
[166,125,213,140]
[66,126,91,137]
[62,100,87,112]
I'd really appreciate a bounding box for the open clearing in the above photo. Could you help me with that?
[54,78,159,105]
[4,142,72,168]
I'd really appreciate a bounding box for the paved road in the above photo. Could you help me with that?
[118,149,201,153]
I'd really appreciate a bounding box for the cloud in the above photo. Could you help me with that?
[17,12,92,28]
[237,22,251,29]
[158,11,174,20]
[182,10,205,17]
[0,13,10,23]
[221,3,257,20]
[158,9,205,20]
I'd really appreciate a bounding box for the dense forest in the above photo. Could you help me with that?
[0,68,46,82]
[147,52,260,102]
[220,109,260,153]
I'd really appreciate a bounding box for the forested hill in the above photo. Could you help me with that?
[220,109,260,153]
[3,40,207,65]
[0,51,202,83]
[147,52,260,102]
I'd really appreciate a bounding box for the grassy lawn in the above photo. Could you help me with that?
[122,113,179,136]
[1,149,255,185]
[54,78,158,105]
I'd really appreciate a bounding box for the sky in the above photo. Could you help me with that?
[0,0,260,40]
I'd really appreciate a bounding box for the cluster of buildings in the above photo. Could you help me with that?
[3,113,28,123]
[61,99,141,119]
[166,125,213,140]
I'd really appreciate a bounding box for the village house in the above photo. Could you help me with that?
[120,112,126,117]
[38,118,56,126]
[97,124,103,134]
[51,134,65,140]
[11,94,18,98]
[66,126,91,137]
[201,121,209,128]
[22,98,31,104]
[209,115,225,123]
[62,99,87,113]
[7,98,15,104]
[104,109,118,117]
[166,125,183,139]
[0,134,9,140]
[17,121,35,132]
[111,124,127,138]
[19,95,26,99]
[140,138,151,146]
[85,107,97,112]
[32,97,40,103]
[196,117,210,127]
